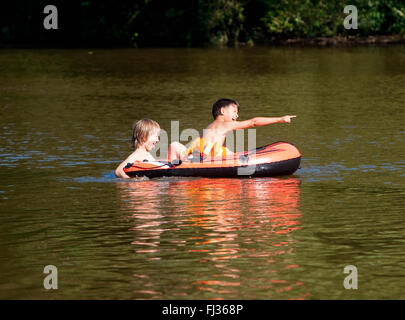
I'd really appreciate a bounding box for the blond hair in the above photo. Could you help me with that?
[131,118,160,149]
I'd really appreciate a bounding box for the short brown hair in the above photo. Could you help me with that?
[212,98,240,119]
[131,118,160,149]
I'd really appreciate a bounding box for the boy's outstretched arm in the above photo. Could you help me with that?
[229,115,296,130]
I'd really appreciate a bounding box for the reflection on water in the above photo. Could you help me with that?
[116,177,306,299]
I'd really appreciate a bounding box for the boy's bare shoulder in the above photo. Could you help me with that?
[125,150,144,163]
[206,120,233,131]
[214,121,250,133]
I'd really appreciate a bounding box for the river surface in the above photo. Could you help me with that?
[0,47,404,299]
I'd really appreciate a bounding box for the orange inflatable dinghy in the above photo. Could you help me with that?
[123,141,301,178]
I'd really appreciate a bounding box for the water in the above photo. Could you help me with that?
[0,47,404,299]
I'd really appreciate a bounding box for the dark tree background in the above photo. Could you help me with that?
[1,0,404,47]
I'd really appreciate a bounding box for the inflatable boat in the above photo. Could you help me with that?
[123,141,301,178]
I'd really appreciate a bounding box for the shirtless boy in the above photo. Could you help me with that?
[169,98,296,161]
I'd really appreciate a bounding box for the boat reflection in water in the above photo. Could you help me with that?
[117,177,308,299]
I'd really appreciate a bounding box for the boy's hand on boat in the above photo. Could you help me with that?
[281,115,296,123]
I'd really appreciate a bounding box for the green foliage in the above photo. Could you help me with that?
[261,0,345,38]
[356,0,405,35]
[199,0,245,46]
[0,0,404,47]
[260,0,405,38]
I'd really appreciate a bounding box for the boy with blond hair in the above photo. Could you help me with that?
[115,118,160,179]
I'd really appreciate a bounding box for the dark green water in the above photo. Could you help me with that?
[0,47,404,299]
